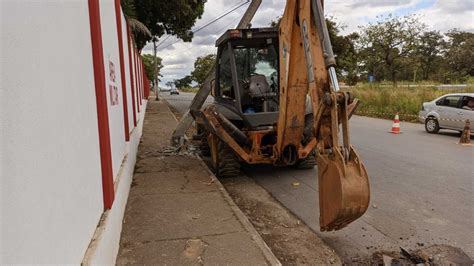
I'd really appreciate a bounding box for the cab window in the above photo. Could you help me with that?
[218,45,234,99]
[234,43,278,92]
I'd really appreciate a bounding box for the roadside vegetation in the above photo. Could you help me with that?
[172,54,216,90]
[268,14,473,85]
[178,87,200,93]
[330,15,473,85]
[336,13,473,122]
[348,83,474,122]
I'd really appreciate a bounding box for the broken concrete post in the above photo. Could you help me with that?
[459,119,471,145]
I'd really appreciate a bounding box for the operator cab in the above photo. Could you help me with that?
[213,28,280,128]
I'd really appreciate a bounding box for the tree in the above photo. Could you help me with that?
[270,17,281,28]
[272,16,361,85]
[191,54,216,85]
[165,81,174,89]
[174,75,193,89]
[414,31,445,80]
[130,0,206,50]
[359,14,426,82]
[443,29,474,82]
[326,18,360,85]
[141,54,163,86]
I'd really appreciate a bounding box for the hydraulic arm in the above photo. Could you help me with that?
[277,0,370,231]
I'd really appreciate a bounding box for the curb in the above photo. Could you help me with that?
[195,157,282,266]
[164,101,281,266]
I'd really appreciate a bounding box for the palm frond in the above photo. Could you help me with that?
[127,18,152,37]
[121,0,152,38]
[121,0,137,19]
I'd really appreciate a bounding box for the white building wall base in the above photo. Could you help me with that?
[82,102,147,265]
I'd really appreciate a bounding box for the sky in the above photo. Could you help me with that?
[143,0,474,87]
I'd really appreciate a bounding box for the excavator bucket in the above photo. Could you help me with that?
[317,147,370,231]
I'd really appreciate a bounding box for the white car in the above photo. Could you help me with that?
[419,93,474,134]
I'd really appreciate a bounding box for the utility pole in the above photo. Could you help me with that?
[153,37,160,101]
[170,0,262,145]
[236,0,262,29]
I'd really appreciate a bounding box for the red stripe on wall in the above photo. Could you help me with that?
[114,0,130,141]
[126,26,137,127]
[143,68,150,98]
[134,49,140,113]
[140,61,144,102]
[88,0,114,209]
[138,58,143,105]
[140,58,143,103]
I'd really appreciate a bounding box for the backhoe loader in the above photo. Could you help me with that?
[192,0,370,231]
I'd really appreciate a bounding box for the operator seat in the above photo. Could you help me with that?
[248,74,270,97]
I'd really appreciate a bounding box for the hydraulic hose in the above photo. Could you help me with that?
[311,0,340,91]
[214,112,251,146]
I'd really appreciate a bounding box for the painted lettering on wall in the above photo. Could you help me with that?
[109,60,119,106]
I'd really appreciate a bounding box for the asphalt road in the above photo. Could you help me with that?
[164,92,474,260]
[160,91,213,113]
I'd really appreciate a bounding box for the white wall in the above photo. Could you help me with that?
[83,103,147,264]
[0,35,5,261]
[1,1,103,263]
[1,1,148,263]
[99,0,127,181]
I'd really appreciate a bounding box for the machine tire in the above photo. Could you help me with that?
[425,117,440,134]
[294,152,317,169]
[193,124,207,141]
[213,141,240,178]
[199,136,211,156]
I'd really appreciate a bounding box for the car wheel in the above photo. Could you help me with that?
[425,117,440,134]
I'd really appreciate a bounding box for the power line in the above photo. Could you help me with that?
[192,0,248,34]
[158,0,250,50]
[215,16,241,36]
[156,1,246,49]
[155,35,171,49]
[192,0,245,32]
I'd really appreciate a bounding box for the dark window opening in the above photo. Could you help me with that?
[218,45,234,99]
[233,39,279,113]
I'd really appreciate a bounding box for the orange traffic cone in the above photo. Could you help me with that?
[390,114,401,134]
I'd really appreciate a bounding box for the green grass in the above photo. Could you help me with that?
[178,87,199,93]
[347,83,474,122]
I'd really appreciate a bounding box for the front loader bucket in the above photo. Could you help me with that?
[317,147,370,231]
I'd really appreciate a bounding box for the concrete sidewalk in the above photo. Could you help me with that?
[116,98,279,265]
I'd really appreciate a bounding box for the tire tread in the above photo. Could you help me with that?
[215,142,240,178]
